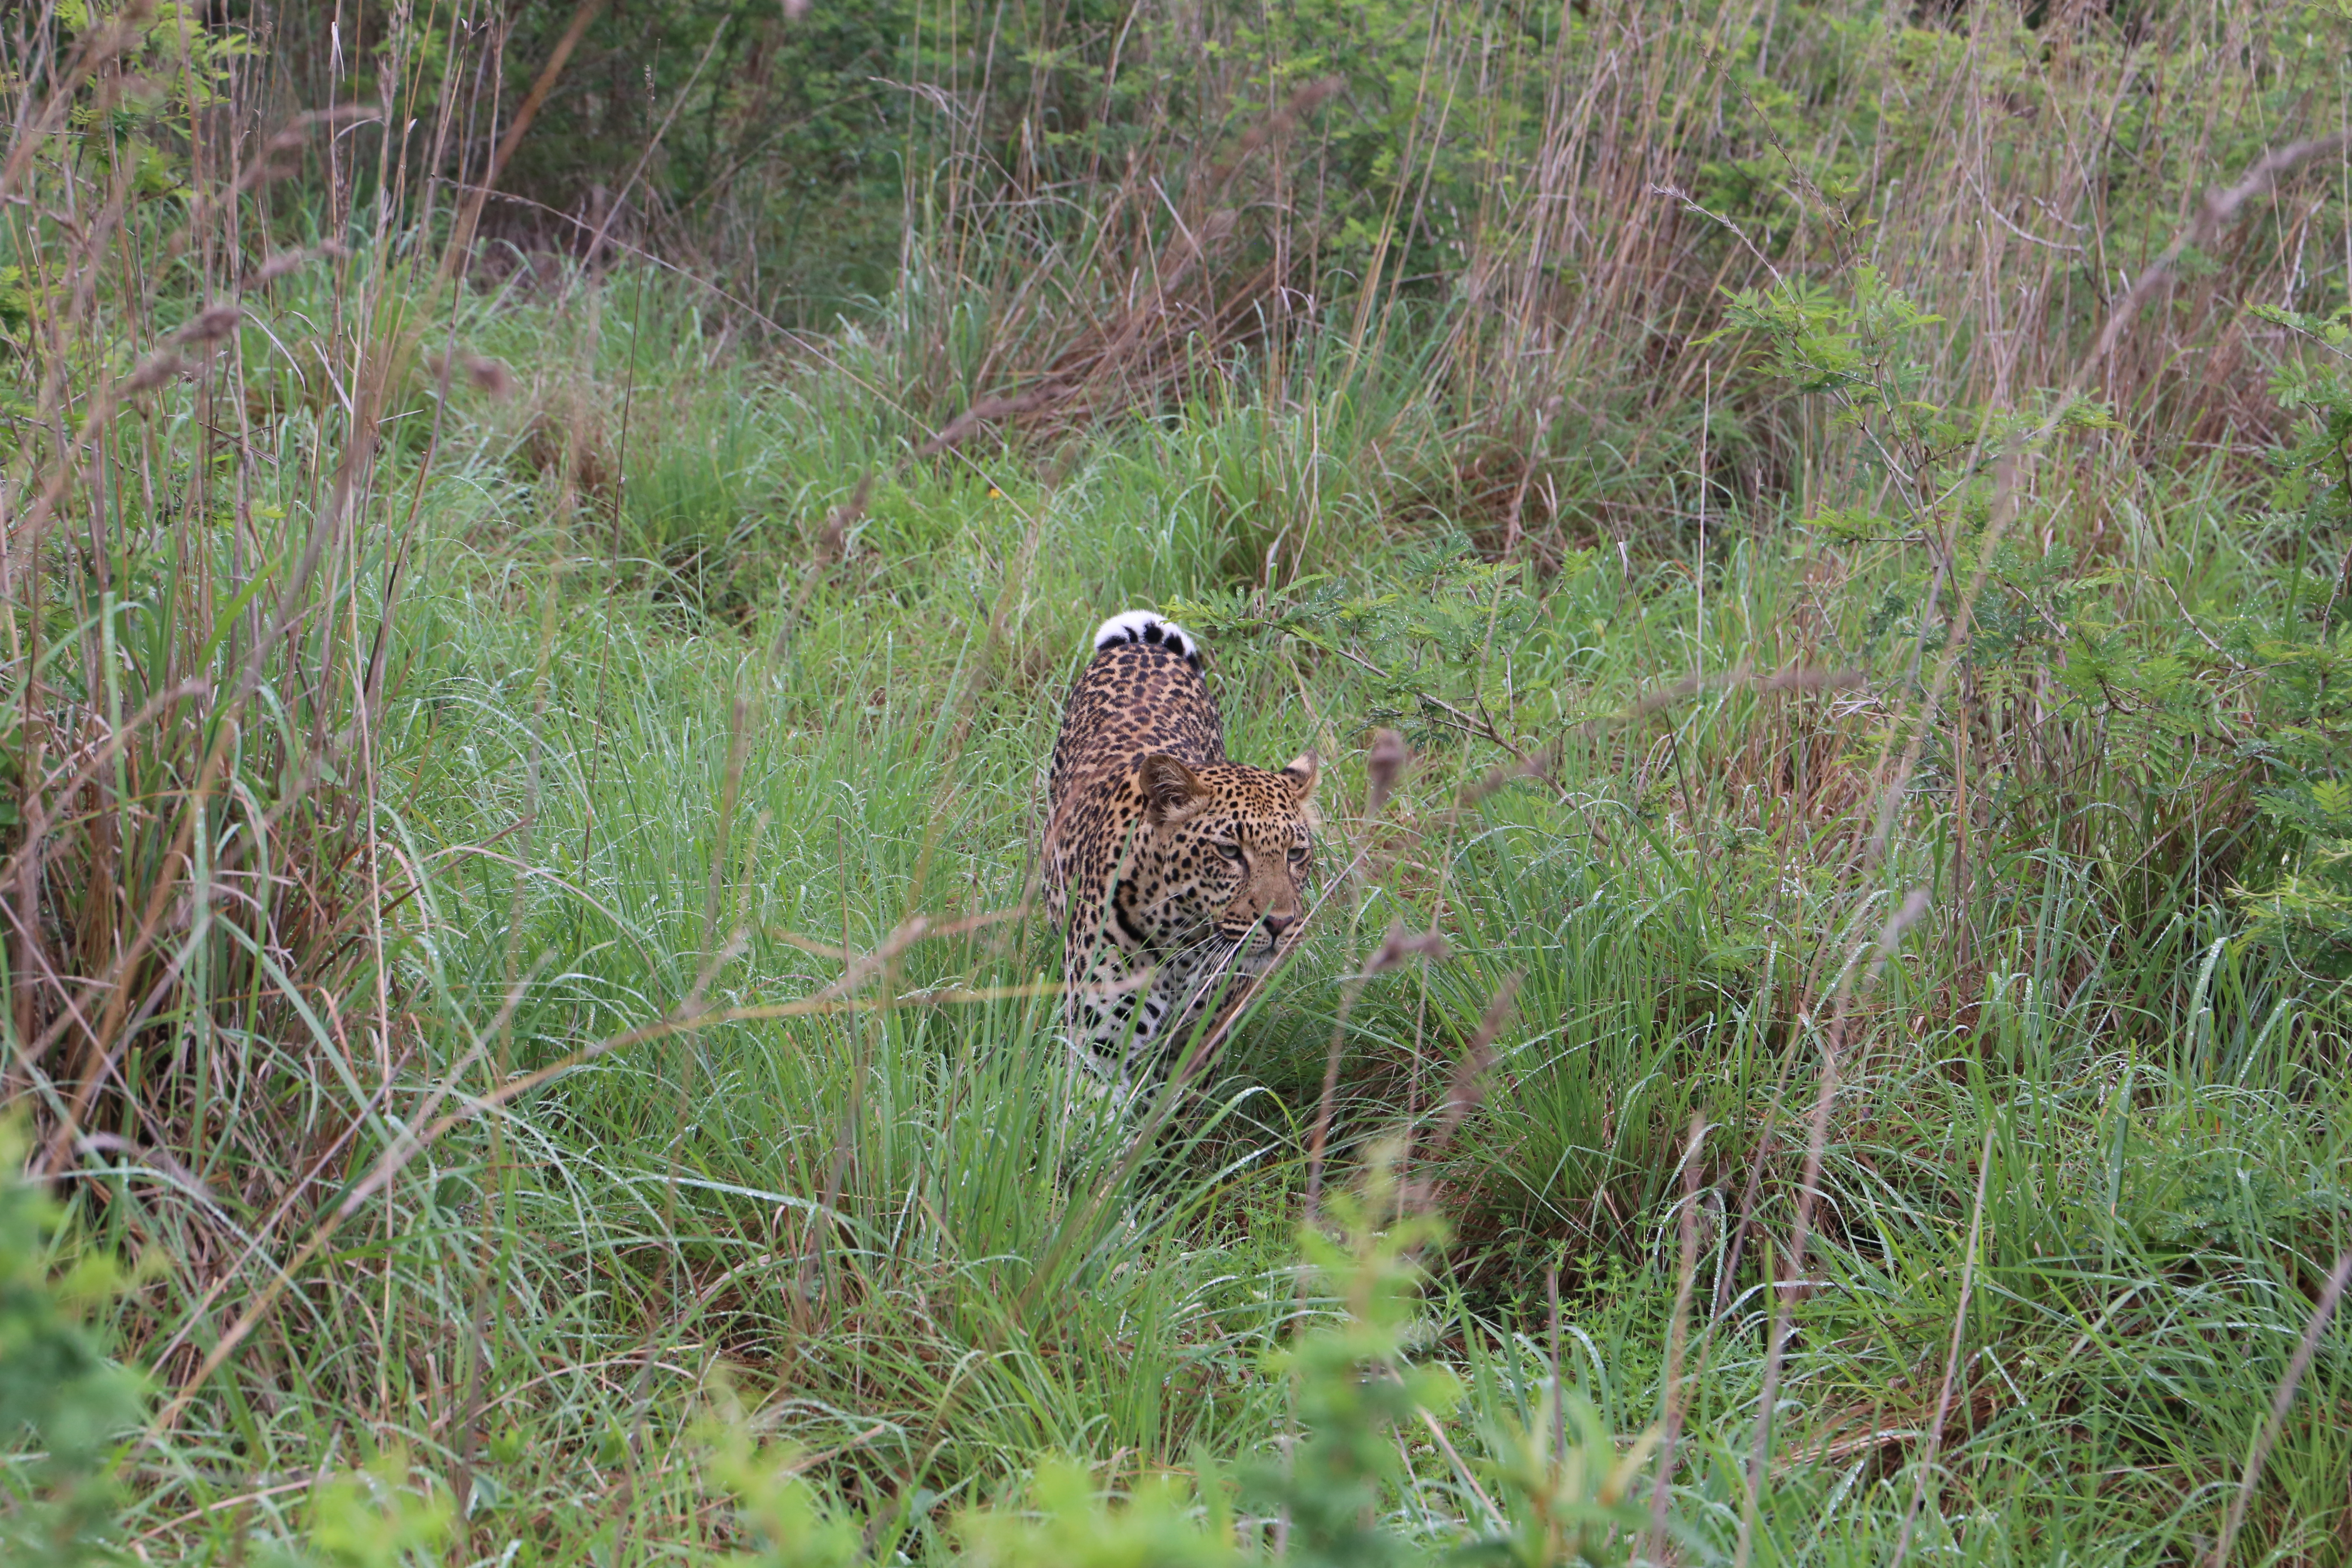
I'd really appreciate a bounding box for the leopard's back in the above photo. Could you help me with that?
[1046,611,1224,827]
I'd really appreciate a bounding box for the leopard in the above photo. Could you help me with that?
[1043,610,1317,1092]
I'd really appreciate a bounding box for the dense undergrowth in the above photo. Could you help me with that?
[5,1,2352,1564]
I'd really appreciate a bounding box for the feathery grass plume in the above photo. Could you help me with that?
[1365,726,1408,819]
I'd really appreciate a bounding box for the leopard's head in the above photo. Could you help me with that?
[1134,750,1318,965]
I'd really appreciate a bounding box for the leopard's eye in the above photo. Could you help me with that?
[1287,846,1309,866]
[1214,842,1245,863]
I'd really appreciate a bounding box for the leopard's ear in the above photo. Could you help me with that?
[1140,753,1209,819]
[1280,752,1319,802]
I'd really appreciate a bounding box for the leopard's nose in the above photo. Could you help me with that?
[1261,910,1297,940]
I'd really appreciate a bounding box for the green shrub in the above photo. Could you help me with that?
[2237,304,2352,987]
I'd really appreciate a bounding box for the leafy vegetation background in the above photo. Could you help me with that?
[4,0,2350,1563]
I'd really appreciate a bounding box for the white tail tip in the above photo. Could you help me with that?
[1091,610,1201,665]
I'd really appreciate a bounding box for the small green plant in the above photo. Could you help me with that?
[263,1456,455,1568]
[704,1405,866,1568]
[957,1459,1249,1568]
[1239,1139,1463,1568]
[1256,1142,1674,1567]
[1454,1391,1660,1568]
[0,1126,144,1568]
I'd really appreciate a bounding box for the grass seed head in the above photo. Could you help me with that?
[172,303,241,346]
[1367,727,1408,816]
